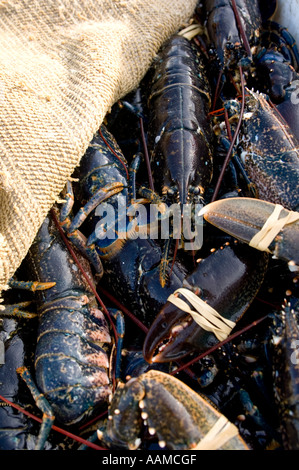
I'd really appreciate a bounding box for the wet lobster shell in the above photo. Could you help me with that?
[269,298,299,450]
[0,324,37,449]
[99,370,249,450]
[201,0,264,71]
[25,213,112,426]
[143,242,269,362]
[200,197,299,266]
[252,19,299,140]
[224,89,299,211]
[147,34,213,206]
[101,237,188,329]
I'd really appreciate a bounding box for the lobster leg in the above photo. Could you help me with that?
[8,280,56,292]
[59,180,122,276]
[16,366,55,450]
[0,301,36,319]
[0,279,56,319]
[137,185,183,288]
[67,182,124,234]
[261,21,299,72]
[109,309,125,382]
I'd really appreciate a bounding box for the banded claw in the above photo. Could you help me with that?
[200,197,299,269]
[97,370,248,450]
[143,243,268,363]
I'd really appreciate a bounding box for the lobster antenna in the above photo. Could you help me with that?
[211,64,245,201]
[231,0,252,59]
[139,116,155,192]
[171,313,269,376]
[0,393,107,450]
[224,107,233,142]
[212,68,224,111]
[98,126,129,181]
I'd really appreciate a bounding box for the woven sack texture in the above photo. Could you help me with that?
[0,0,197,296]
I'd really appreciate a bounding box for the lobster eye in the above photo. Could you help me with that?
[190,186,200,196]
[167,185,177,197]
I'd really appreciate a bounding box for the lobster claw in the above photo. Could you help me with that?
[143,302,198,363]
[200,197,299,268]
[98,370,248,450]
[144,242,269,363]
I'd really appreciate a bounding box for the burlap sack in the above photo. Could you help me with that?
[0,0,198,296]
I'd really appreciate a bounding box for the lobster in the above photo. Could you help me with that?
[189,3,282,203]
[96,369,249,450]
[1,212,118,450]
[196,1,298,126]
[146,34,214,208]
[143,32,215,282]
[213,88,299,211]
[199,0,264,74]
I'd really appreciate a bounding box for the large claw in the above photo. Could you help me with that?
[143,243,269,363]
[98,370,248,450]
[200,197,299,267]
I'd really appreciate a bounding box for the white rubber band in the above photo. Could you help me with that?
[249,204,299,252]
[194,416,239,450]
[167,288,236,342]
[178,24,203,41]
